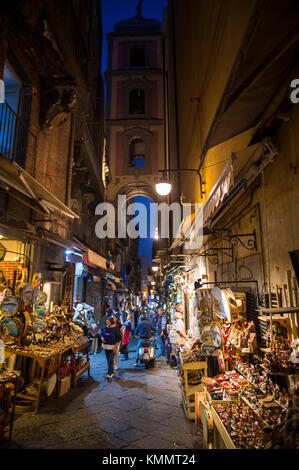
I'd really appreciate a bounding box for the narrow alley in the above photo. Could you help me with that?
[8,341,202,450]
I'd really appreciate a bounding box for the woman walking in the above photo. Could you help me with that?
[101,316,121,379]
[121,316,132,360]
[113,314,124,371]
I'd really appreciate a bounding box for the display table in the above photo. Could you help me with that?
[0,370,20,442]
[5,345,72,414]
[4,337,89,413]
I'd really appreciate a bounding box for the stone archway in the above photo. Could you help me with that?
[112,180,158,206]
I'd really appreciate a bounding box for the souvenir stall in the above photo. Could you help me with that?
[0,269,89,420]
[180,285,299,449]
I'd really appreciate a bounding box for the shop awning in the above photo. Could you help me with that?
[199,0,299,163]
[170,211,195,250]
[86,249,107,270]
[202,140,275,226]
[72,237,121,281]
[202,157,234,227]
[0,157,79,220]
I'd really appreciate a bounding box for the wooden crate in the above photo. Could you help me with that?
[211,404,236,449]
[194,391,237,449]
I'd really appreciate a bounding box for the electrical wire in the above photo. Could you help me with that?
[202,158,230,169]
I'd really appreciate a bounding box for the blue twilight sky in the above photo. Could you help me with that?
[101,0,167,267]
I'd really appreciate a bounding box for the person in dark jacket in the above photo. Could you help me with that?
[101,316,121,379]
[156,308,167,357]
[134,314,156,367]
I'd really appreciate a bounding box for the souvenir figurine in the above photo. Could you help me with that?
[19,283,34,307]
[0,295,19,317]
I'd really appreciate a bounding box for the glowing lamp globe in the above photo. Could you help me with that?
[155,181,172,196]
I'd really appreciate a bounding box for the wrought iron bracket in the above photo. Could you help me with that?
[211,228,257,251]
[224,229,257,251]
[200,247,234,265]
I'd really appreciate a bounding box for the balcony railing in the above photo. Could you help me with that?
[0,100,35,164]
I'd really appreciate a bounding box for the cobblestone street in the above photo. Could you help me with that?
[7,340,202,449]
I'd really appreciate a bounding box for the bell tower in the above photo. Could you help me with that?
[105,2,164,203]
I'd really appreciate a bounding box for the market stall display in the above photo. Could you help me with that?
[0,272,90,413]
[176,283,299,449]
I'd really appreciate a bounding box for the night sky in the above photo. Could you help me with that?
[101,0,167,266]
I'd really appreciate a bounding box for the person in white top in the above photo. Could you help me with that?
[169,303,187,364]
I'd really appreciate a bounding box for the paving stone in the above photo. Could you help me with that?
[120,416,159,434]
[150,427,200,448]
[109,398,143,412]
[97,419,131,434]
[133,436,178,449]
[114,428,147,443]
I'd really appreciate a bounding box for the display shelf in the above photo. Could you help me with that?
[259,315,290,321]
[180,353,208,420]
[259,363,298,378]
[181,387,196,420]
[239,395,268,427]
[236,366,288,410]
[257,307,299,314]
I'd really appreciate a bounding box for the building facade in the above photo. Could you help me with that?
[164,0,299,338]
[0,0,106,319]
[105,3,165,203]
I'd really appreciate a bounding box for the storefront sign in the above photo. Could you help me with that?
[83,255,98,269]
[64,263,75,312]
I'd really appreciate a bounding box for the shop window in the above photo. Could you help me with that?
[129,138,146,167]
[129,88,145,115]
[130,46,145,67]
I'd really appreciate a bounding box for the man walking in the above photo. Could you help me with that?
[156,307,167,357]
[134,314,156,367]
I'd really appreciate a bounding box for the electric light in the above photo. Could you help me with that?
[152,266,159,272]
[155,181,172,196]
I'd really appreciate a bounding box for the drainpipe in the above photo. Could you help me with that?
[261,166,272,339]
[66,112,75,206]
